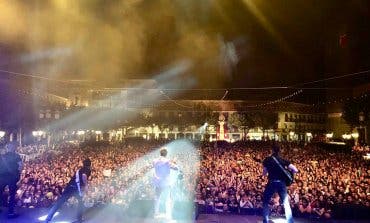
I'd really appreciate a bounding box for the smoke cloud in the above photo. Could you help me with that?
[1,0,228,87]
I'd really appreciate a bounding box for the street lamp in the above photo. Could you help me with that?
[359,112,365,122]
[352,131,359,145]
[359,111,368,144]
[306,132,312,142]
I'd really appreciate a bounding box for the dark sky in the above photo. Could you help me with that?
[215,0,370,87]
[0,0,369,98]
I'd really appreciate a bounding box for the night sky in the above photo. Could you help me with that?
[0,0,369,99]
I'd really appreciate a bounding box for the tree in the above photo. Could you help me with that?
[228,112,255,140]
[342,96,370,143]
[260,111,278,130]
[259,111,278,140]
[342,96,370,127]
[204,111,219,126]
[191,103,219,126]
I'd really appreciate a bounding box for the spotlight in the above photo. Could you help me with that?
[38,212,59,221]
[270,218,288,223]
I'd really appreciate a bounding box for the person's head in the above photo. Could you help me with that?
[301,197,309,206]
[272,144,280,155]
[83,158,92,169]
[347,195,353,203]
[160,147,168,157]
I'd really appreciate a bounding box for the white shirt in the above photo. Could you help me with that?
[153,156,177,187]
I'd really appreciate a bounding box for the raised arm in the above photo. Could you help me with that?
[170,160,179,170]
[288,164,298,174]
[82,173,88,192]
[262,167,268,176]
[17,155,23,172]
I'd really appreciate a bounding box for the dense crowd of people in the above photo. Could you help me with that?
[195,141,369,219]
[1,139,369,220]
[353,144,370,152]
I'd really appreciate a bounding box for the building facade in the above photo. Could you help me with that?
[25,79,352,143]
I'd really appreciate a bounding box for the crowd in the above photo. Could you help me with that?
[195,141,370,219]
[353,144,370,152]
[16,145,48,156]
[1,140,369,220]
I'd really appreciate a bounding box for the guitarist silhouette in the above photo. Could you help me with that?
[262,145,298,223]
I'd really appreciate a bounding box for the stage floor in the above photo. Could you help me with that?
[0,207,368,223]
